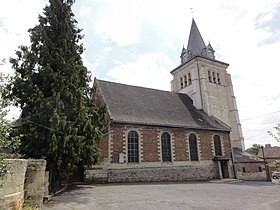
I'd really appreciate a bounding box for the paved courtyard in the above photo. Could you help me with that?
[43,181,280,210]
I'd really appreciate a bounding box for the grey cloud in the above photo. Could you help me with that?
[255,3,280,45]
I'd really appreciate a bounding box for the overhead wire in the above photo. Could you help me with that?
[241,110,280,122]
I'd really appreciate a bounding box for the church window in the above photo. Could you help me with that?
[208,71,212,82]
[180,77,183,89]
[242,167,246,173]
[128,131,139,163]
[212,72,216,83]
[214,135,222,156]
[217,73,221,85]
[161,132,172,162]
[188,73,192,85]
[184,75,187,87]
[189,133,198,161]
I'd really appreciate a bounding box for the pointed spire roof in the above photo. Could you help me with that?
[186,18,206,56]
[207,42,215,52]
[180,18,216,64]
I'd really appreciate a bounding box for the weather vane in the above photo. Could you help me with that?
[190,8,194,18]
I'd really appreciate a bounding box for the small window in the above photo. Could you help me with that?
[242,167,246,173]
[214,135,222,156]
[189,133,198,161]
[212,72,216,83]
[128,131,139,163]
[180,77,183,89]
[208,71,212,82]
[217,73,221,85]
[161,132,172,162]
[258,167,262,172]
[188,73,192,85]
[184,75,187,87]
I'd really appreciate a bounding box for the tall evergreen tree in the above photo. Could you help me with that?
[8,0,105,190]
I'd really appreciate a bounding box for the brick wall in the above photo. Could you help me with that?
[105,123,231,163]
[199,131,213,160]
[235,162,267,181]
[99,134,109,160]
[142,128,159,162]
[111,125,125,163]
[88,123,233,183]
[173,129,188,161]
[221,132,231,157]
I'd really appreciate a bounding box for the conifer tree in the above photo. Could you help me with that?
[8,0,105,190]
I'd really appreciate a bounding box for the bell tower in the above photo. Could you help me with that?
[171,19,245,150]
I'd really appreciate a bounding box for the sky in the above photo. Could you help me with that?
[0,0,280,149]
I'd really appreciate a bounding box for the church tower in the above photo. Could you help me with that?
[171,19,245,150]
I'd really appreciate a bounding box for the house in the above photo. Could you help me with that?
[257,145,280,175]
[233,148,267,181]
[85,19,264,183]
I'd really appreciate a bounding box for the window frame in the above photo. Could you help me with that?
[213,135,222,156]
[180,77,184,89]
[184,75,188,87]
[127,130,140,163]
[161,132,172,162]
[189,133,199,161]
[208,70,212,82]
[212,72,216,83]
[188,72,192,85]
[217,72,221,85]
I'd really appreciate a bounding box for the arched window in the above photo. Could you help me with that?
[214,135,222,156]
[189,133,198,161]
[184,75,187,87]
[212,72,216,83]
[128,131,139,163]
[180,77,184,89]
[217,73,221,85]
[161,132,171,161]
[208,71,212,82]
[188,73,192,85]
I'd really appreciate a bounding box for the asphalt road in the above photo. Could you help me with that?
[43,181,280,210]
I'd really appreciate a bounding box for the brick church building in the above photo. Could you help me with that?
[85,19,266,183]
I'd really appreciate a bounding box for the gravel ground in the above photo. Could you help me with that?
[43,181,280,210]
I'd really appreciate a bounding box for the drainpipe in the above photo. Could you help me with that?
[261,146,271,182]
[228,132,237,179]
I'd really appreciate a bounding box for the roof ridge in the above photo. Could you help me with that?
[96,78,175,94]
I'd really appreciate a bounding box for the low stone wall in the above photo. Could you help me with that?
[85,164,218,183]
[236,171,267,181]
[24,159,47,209]
[85,167,108,183]
[0,159,28,210]
[0,159,47,210]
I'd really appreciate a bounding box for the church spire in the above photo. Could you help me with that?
[181,18,215,64]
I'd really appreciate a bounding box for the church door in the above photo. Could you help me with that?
[221,161,229,178]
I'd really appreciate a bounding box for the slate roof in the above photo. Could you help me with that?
[257,147,280,159]
[186,18,206,57]
[96,79,230,131]
[233,148,264,163]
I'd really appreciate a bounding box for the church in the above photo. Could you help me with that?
[85,19,266,183]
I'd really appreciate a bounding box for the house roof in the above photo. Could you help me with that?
[233,148,264,163]
[257,147,280,159]
[95,79,230,131]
